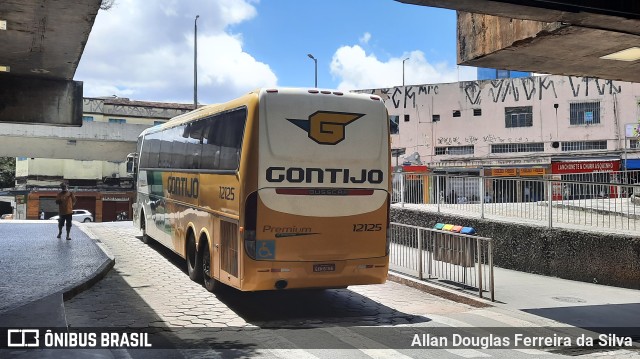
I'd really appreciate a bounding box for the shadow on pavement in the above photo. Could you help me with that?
[523,303,640,340]
[141,235,431,327]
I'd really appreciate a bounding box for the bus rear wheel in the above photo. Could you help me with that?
[201,240,219,292]
[141,215,150,244]
[187,232,202,282]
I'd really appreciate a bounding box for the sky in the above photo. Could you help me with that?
[74,0,477,105]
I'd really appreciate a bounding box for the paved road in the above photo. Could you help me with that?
[56,223,639,358]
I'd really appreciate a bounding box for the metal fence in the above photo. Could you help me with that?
[392,171,640,232]
[389,222,494,301]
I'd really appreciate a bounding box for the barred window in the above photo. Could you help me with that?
[630,139,639,149]
[570,102,600,125]
[491,143,545,154]
[435,145,474,155]
[473,108,482,116]
[505,106,532,128]
[561,140,607,151]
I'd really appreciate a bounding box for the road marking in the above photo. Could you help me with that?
[261,349,321,358]
[513,348,552,355]
[445,349,491,358]
[320,327,414,359]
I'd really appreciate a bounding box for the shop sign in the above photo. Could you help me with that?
[519,168,546,176]
[490,168,517,177]
[102,196,130,202]
[552,160,620,174]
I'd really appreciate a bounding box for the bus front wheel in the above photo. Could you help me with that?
[201,240,219,292]
[187,232,202,282]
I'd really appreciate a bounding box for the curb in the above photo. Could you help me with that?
[387,271,493,308]
[62,224,115,301]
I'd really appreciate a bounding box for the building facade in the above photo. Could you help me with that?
[358,75,640,201]
[13,97,192,221]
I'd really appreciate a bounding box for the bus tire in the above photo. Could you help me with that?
[141,214,151,244]
[187,232,202,282]
[201,240,219,292]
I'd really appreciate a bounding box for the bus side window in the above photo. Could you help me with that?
[185,121,204,169]
[170,125,187,169]
[219,109,246,170]
[202,116,222,170]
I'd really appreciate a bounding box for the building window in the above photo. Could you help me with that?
[561,140,607,151]
[473,109,482,116]
[109,118,126,124]
[491,143,545,154]
[82,116,94,122]
[432,114,440,122]
[389,116,399,134]
[630,139,639,149]
[452,110,461,118]
[435,145,474,155]
[570,102,600,125]
[404,114,410,122]
[504,106,533,128]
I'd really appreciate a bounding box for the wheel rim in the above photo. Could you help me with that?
[203,245,211,278]
[187,236,196,268]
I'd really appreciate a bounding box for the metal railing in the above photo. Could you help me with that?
[392,172,640,232]
[389,222,494,301]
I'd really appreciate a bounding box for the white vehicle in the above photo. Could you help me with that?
[50,209,94,222]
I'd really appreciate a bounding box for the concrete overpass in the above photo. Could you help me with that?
[398,0,640,83]
[0,121,146,162]
[0,0,102,126]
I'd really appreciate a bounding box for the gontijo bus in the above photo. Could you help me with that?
[129,88,390,292]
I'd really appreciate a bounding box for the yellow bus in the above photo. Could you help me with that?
[130,88,390,291]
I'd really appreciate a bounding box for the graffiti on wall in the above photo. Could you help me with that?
[360,75,624,110]
[568,77,622,97]
[437,134,533,146]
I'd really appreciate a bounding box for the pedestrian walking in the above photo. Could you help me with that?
[40,211,45,220]
[55,182,77,240]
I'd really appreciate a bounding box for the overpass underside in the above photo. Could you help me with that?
[399,0,640,82]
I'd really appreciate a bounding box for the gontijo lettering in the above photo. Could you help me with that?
[167,176,199,198]
[266,167,384,184]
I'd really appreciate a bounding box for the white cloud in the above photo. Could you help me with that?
[75,0,275,104]
[330,44,476,91]
[359,32,371,45]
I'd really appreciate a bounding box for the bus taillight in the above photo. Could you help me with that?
[244,192,258,260]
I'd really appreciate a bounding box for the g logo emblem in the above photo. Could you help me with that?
[287,111,364,145]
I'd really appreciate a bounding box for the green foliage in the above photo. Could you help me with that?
[0,157,16,189]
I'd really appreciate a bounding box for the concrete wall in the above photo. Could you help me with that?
[391,207,640,289]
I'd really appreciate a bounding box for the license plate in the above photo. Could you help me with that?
[313,263,335,272]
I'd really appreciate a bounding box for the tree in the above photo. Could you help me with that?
[100,0,116,10]
[0,157,16,189]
